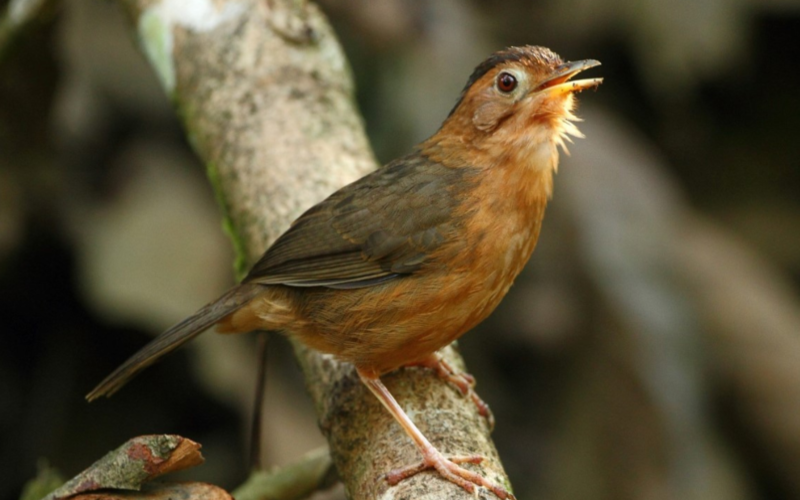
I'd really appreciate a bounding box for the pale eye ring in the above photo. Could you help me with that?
[497,72,517,93]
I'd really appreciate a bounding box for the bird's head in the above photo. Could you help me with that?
[425,46,602,174]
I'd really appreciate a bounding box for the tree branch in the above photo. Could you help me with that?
[117,0,513,497]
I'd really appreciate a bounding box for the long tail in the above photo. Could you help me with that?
[86,283,263,401]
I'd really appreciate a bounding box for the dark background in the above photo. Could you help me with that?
[2,0,799,499]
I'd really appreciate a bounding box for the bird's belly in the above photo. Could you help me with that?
[288,235,535,374]
[289,273,502,374]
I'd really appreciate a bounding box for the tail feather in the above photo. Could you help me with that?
[86,283,263,401]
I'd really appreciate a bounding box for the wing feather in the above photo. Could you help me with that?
[243,152,471,289]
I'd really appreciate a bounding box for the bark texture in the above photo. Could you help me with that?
[117,0,513,498]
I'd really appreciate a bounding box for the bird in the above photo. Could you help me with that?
[87,45,601,499]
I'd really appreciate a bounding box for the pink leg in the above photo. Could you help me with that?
[357,369,514,500]
[412,354,495,429]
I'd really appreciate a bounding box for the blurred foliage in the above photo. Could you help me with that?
[19,462,63,500]
[1,0,799,499]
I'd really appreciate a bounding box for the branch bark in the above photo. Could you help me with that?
[117,0,513,498]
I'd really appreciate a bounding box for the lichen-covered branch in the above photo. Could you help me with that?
[116,0,513,498]
[43,435,204,500]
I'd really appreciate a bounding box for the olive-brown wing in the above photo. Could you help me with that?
[243,153,469,289]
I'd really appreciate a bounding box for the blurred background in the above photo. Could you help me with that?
[1,0,799,499]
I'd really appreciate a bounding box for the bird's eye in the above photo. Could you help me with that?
[496,72,517,93]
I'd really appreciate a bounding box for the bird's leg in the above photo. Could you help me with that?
[411,353,495,429]
[357,369,514,500]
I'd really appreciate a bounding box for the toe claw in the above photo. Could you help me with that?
[385,453,513,500]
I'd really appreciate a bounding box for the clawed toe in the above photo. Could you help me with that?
[470,392,496,429]
[386,454,483,484]
[386,453,514,500]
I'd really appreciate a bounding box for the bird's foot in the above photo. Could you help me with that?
[413,354,495,429]
[386,448,514,500]
[358,368,511,499]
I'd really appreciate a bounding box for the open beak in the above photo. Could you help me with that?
[536,59,602,96]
